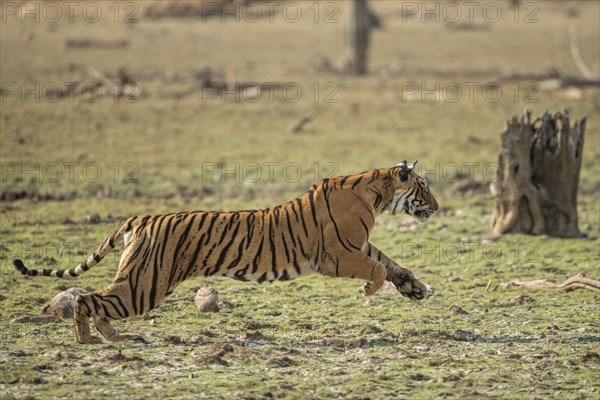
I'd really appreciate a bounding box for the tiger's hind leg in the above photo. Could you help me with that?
[74,294,104,344]
[75,283,154,344]
[94,317,147,343]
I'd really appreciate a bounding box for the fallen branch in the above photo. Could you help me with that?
[503,273,599,292]
[66,39,129,49]
[495,69,600,88]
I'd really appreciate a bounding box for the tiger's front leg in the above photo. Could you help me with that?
[320,250,387,296]
[364,242,433,300]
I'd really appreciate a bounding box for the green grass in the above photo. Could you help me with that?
[1,1,599,399]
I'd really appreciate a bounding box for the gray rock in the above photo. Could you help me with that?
[41,287,88,319]
[194,287,220,313]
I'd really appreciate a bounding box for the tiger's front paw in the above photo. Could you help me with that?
[387,266,432,300]
[397,279,433,300]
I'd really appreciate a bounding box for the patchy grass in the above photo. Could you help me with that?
[1,1,599,399]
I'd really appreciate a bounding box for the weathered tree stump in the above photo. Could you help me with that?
[490,110,586,237]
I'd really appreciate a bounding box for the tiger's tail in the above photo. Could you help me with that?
[13,218,132,279]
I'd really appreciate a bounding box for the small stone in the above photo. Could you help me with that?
[53,350,77,360]
[376,281,401,296]
[448,305,469,315]
[405,372,431,381]
[194,287,220,313]
[512,294,534,304]
[41,288,88,319]
[84,213,101,224]
[453,329,479,342]
[265,356,295,367]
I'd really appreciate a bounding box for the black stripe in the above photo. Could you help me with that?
[251,236,264,274]
[167,213,199,289]
[149,216,171,310]
[295,198,309,237]
[273,206,280,226]
[297,235,307,259]
[246,212,256,245]
[98,295,124,319]
[285,209,297,248]
[307,189,319,227]
[292,250,301,275]
[257,272,268,284]
[204,213,219,245]
[212,221,241,273]
[373,190,382,209]
[351,176,363,189]
[290,200,300,222]
[360,218,370,239]
[183,232,205,280]
[281,232,290,263]
[227,236,246,269]
[340,176,348,187]
[90,294,101,314]
[279,269,290,281]
[80,298,92,316]
[324,195,354,252]
[233,265,250,282]
[268,213,278,278]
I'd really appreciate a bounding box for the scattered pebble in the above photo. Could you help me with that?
[376,281,404,296]
[53,350,77,360]
[404,372,431,381]
[512,294,534,304]
[448,305,470,316]
[582,351,600,362]
[453,329,479,342]
[265,356,295,368]
[195,287,220,313]
[84,213,101,224]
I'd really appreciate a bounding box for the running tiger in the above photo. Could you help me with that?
[13,161,438,344]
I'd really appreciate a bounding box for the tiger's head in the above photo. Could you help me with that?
[388,160,438,223]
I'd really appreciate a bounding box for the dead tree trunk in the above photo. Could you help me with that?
[342,0,378,75]
[490,110,586,237]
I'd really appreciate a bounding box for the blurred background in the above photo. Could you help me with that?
[1,0,598,206]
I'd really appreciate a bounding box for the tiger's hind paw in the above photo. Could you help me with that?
[77,335,104,345]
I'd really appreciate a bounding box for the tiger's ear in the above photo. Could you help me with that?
[393,160,413,182]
